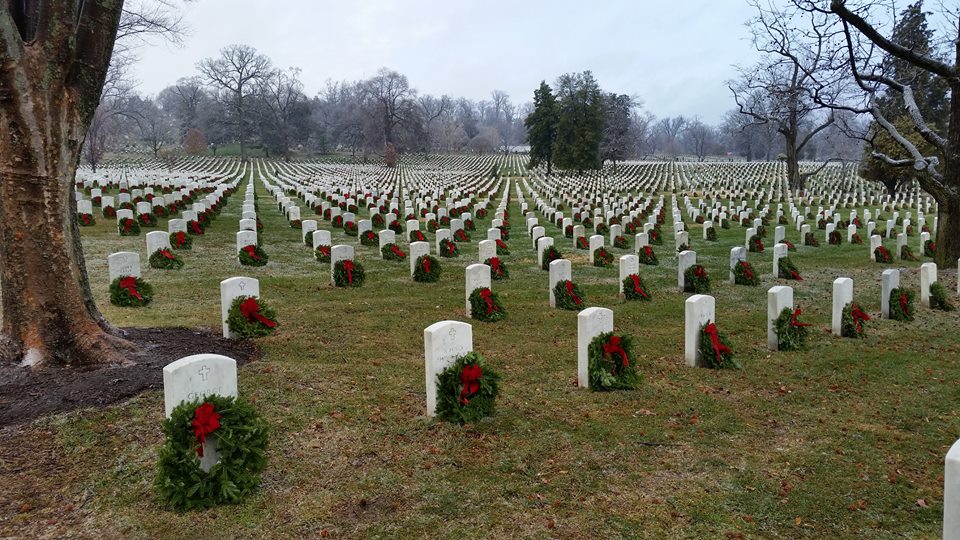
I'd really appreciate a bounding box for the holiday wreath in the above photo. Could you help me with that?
[773,307,811,351]
[439,238,460,257]
[118,217,141,236]
[777,256,803,281]
[170,231,192,250]
[333,259,365,287]
[239,245,268,266]
[434,352,500,424]
[541,245,563,270]
[874,245,893,263]
[622,274,652,301]
[413,255,442,283]
[637,245,658,266]
[554,280,586,310]
[841,302,871,338]
[226,296,279,338]
[314,244,331,262]
[587,332,641,390]
[469,287,506,322]
[888,287,915,322]
[109,276,153,307]
[150,248,185,270]
[734,260,759,286]
[486,257,509,280]
[381,243,407,261]
[699,322,738,369]
[930,282,956,311]
[684,265,710,294]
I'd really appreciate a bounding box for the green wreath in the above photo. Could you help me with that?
[149,248,185,270]
[930,282,956,311]
[541,246,563,270]
[226,295,279,338]
[434,352,501,424]
[239,245,268,266]
[495,239,510,256]
[315,245,331,262]
[344,221,358,236]
[874,246,893,263]
[381,243,407,261]
[119,218,141,236]
[102,206,117,218]
[554,280,586,311]
[828,230,843,245]
[705,227,717,241]
[360,231,378,246]
[155,395,269,511]
[439,238,460,258]
[924,240,937,258]
[77,213,96,227]
[138,213,158,227]
[469,287,506,322]
[593,247,614,267]
[637,246,658,266]
[804,232,819,247]
[613,235,629,249]
[575,236,589,250]
[841,302,870,338]
[587,332,641,390]
[622,274,652,301]
[413,255,442,283]
[773,307,811,351]
[888,287,915,322]
[684,265,710,294]
[409,229,426,242]
[485,257,509,280]
[698,322,739,369]
[900,245,919,261]
[334,259,365,287]
[748,235,764,253]
[109,276,154,307]
[734,260,760,286]
[170,231,193,250]
[777,256,803,280]
[453,229,471,242]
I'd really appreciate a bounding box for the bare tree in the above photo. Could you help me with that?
[682,118,717,161]
[257,67,309,160]
[418,94,452,155]
[198,44,272,162]
[360,68,417,148]
[654,116,687,158]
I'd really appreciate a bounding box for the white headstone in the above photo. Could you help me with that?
[146,230,171,255]
[478,239,496,262]
[312,229,331,250]
[729,247,747,284]
[577,307,614,389]
[618,255,640,297]
[767,286,793,351]
[881,269,900,319]
[423,321,473,417]
[549,259,572,308]
[330,245,354,285]
[220,276,260,338]
[832,277,854,336]
[684,294,716,367]
[465,263,492,317]
[920,262,938,307]
[677,250,697,291]
[537,236,555,268]
[108,252,140,280]
[410,241,429,276]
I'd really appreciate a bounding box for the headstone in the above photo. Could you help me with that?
[379,229,396,255]
[220,276,260,338]
[870,235,882,261]
[677,250,697,291]
[312,229,332,250]
[465,264,491,316]
[478,239,496,262]
[236,230,257,252]
[619,255,639,297]
[684,294,715,367]
[423,321,473,417]
[330,245,354,285]
[588,235,604,263]
[577,307,613,389]
[107,252,140,280]
[239,218,256,231]
[920,262,937,307]
[729,247,746,284]
[549,259,572,308]
[302,220,318,243]
[881,269,899,319]
[146,230,170,255]
[767,286,793,351]
[410,241,429,276]
[772,243,788,278]
[832,277,854,336]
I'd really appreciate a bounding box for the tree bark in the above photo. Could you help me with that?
[0,4,133,366]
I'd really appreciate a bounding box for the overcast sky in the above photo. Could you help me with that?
[132,0,762,124]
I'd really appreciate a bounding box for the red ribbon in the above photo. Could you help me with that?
[422,257,431,274]
[490,257,503,277]
[122,219,133,232]
[191,402,221,457]
[459,363,483,404]
[81,214,91,225]
[643,246,653,257]
[742,262,754,280]
[755,238,764,252]
[175,231,186,246]
[239,297,277,328]
[446,242,456,255]
[243,245,262,260]
[479,288,496,314]
[850,304,870,334]
[565,281,582,305]
[790,270,803,281]
[704,323,731,364]
[391,245,406,258]
[899,293,909,317]
[789,307,811,327]
[343,260,354,283]
[496,239,507,250]
[630,275,648,299]
[190,221,203,234]
[159,249,175,260]
[119,276,142,300]
[602,336,629,369]
[694,266,707,279]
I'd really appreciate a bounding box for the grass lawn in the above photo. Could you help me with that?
[3,167,959,539]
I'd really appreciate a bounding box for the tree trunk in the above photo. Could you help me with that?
[934,197,960,268]
[785,133,802,191]
[0,5,132,367]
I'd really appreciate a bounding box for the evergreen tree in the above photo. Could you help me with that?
[524,81,559,174]
[553,71,605,173]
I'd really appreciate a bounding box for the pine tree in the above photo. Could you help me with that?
[553,71,604,173]
[524,81,558,175]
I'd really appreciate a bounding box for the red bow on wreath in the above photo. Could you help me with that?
[159,249,175,260]
[319,246,330,257]
[421,257,431,274]
[191,402,221,457]
[629,275,648,299]
[190,221,203,234]
[789,307,811,327]
[602,336,629,369]
[122,219,133,232]
[459,363,483,405]
[643,246,653,257]
[565,281,582,305]
[899,292,910,316]
[703,323,731,364]
[790,270,803,281]
[175,231,186,246]
[119,276,142,300]
[490,257,503,276]
[742,262,754,279]
[694,266,707,279]
[391,245,406,258]
[343,260,354,284]
[850,304,870,334]
[496,239,507,249]
[243,245,262,261]
[240,297,277,328]
[446,242,455,255]
[479,288,496,314]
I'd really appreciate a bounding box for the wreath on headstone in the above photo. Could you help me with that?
[851,233,863,245]
[705,227,717,241]
[314,245,331,263]
[388,220,402,233]
[381,243,407,261]
[333,215,344,228]
[565,225,574,238]
[782,241,797,252]
[109,276,154,307]
[360,230,378,246]
[150,248,185,270]
[138,213,158,227]
[434,352,501,424]
[900,245,919,261]
[749,235,764,253]
[102,206,117,218]
[495,239,510,256]
[439,238,460,258]
[587,332,641,390]
[469,287,506,322]
[187,220,204,236]
[649,228,663,245]
[554,280,586,311]
[409,229,426,242]
[475,208,487,219]
[119,218,141,236]
[889,287,915,321]
[684,265,710,294]
[699,322,739,369]
[454,229,471,242]
[372,214,385,228]
[77,213,95,227]
[334,259,365,287]
[343,221,357,236]
[576,236,589,250]
[734,260,759,286]
[227,296,279,338]
[778,257,803,281]
[874,246,893,263]
[774,307,812,351]
[841,302,871,338]
[485,257,509,280]
[541,246,563,270]
[804,232,819,247]
[828,230,843,245]
[155,395,269,511]
[930,282,956,311]
[622,274,652,301]
[676,242,690,253]
[924,240,937,258]
[613,235,629,249]
[170,231,192,250]
[413,255,442,283]
[595,222,609,235]
[637,245,658,266]
[239,245,268,266]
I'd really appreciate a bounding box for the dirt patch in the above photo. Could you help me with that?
[0,327,261,427]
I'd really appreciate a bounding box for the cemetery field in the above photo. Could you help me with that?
[3,163,960,539]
